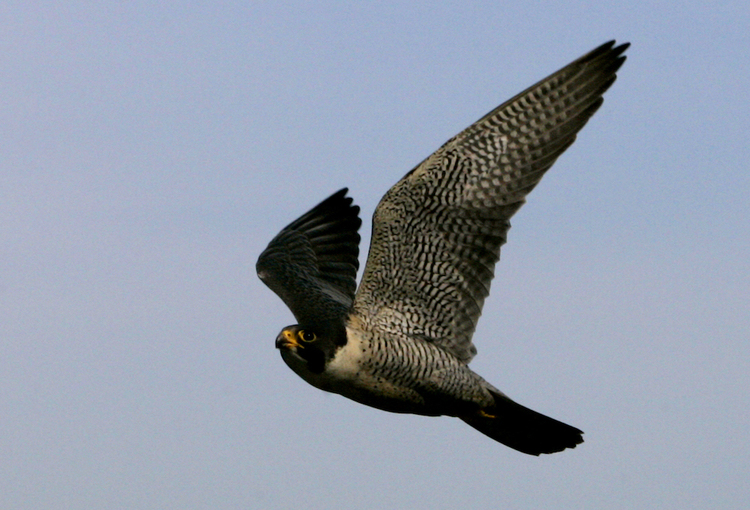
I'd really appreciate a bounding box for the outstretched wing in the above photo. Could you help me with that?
[257,189,361,331]
[353,41,628,363]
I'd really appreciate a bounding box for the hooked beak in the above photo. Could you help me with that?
[275,328,301,350]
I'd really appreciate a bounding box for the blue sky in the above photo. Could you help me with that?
[2,1,748,508]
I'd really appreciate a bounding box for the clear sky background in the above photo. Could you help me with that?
[2,2,748,509]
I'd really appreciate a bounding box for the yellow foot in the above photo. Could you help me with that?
[478,409,496,419]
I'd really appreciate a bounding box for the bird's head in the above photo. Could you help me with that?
[275,324,335,375]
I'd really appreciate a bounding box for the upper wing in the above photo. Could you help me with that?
[352,41,628,363]
[257,189,361,331]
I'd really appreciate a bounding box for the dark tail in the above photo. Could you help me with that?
[460,389,583,455]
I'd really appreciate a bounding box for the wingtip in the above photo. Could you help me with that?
[582,40,629,67]
[333,187,350,198]
[614,41,631,52]
[612,41,630,64]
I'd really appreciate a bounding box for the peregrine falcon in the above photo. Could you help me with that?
[257,41,628,455]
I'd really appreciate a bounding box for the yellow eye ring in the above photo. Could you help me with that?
[298,330,316,342]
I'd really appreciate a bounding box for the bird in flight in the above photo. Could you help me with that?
[257,41,628,455]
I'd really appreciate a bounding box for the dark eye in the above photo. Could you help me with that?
[299,330,316,342]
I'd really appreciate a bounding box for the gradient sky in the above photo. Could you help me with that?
[2,1,748,509]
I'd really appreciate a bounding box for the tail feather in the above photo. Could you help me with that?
[460,390,583,455]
